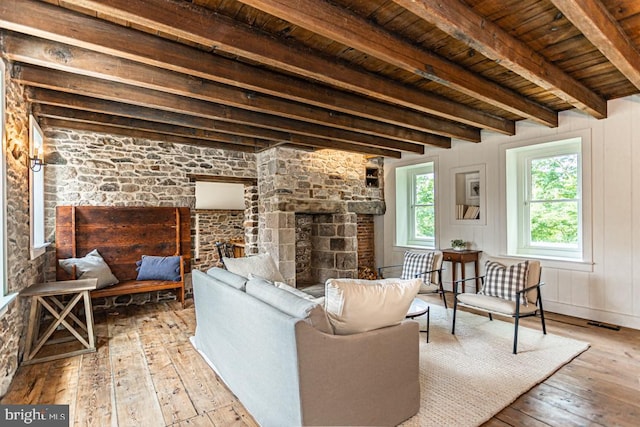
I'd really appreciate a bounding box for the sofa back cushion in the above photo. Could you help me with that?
[324,278,421,335]
[271,280,326,306]
[246,277,333,334]
[223,252,286,283]
[206,266,248,291]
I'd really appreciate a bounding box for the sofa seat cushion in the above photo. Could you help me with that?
[246,277,333,334]
[324,278,421,335]
[457,293,539,315]
[223,253,285,283]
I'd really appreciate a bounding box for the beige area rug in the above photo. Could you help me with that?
[402,303,590,427]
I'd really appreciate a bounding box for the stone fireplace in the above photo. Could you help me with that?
[257,147,385,287]
[295,212,358,287]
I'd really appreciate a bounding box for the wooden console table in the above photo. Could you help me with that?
[20,278,97,364]
[442,249,482,293]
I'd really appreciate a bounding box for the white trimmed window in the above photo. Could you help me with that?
[29,115,47,259]
[396,161,437,248]
[505,134,591,262]
[1,61,14,314]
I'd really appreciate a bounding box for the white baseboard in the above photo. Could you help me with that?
[543,301,640,331]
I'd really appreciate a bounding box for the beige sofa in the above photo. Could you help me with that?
[191,268,420,426]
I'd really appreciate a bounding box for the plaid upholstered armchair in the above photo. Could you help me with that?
[378,250,447,308]
[451,259,547,354]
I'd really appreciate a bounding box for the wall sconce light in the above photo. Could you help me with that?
[29,114,45,172]
[29,145,44,172]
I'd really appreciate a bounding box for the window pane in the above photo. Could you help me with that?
[531,154,578,200]
[414,206,434,239]
[414,173,434,205]
[530,201,578,246]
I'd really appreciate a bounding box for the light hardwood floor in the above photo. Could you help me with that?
[2,294,639,426]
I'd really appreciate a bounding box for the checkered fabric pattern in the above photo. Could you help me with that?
[401,251,435,282]
[480,260,530,306]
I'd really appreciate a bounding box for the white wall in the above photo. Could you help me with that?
[380,94,640,330]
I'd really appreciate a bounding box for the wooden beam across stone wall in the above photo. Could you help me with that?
[34,105,273,149]
[41,118,261,153]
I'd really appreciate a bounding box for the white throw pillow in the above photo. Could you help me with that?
[58,249,119,289]
[324,277,421,335]
[223,252,285,283]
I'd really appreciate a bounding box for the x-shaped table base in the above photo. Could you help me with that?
[20,279,98,365]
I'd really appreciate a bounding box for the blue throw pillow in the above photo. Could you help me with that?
[136,255,182,281]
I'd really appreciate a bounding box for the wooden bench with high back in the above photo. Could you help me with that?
[55,206,191,308]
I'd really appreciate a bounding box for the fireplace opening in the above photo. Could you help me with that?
[294,213,376,287]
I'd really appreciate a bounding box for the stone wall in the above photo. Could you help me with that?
[0,62,51,396]
[193,209,245,271]
[257,147,384,285]
[43,128,258,301]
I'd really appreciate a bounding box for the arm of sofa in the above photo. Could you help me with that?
[295,320,420,426]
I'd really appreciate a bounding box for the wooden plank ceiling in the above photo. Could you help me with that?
[1,0,640,158]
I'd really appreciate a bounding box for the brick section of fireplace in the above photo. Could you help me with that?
[357,214,376,279]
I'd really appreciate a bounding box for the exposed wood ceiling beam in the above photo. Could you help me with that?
[550,0,640,90]
[27,88,299,142]
[232,0,558,127]
[41,118,262,153]
[49,0,514,135]
[34,105,273,149]
[4,14,480,145]
[392,0,607,119]
[4,33,447,148]
[28,88,401,156]
[15,64,424,154]
[37,104,401,158]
